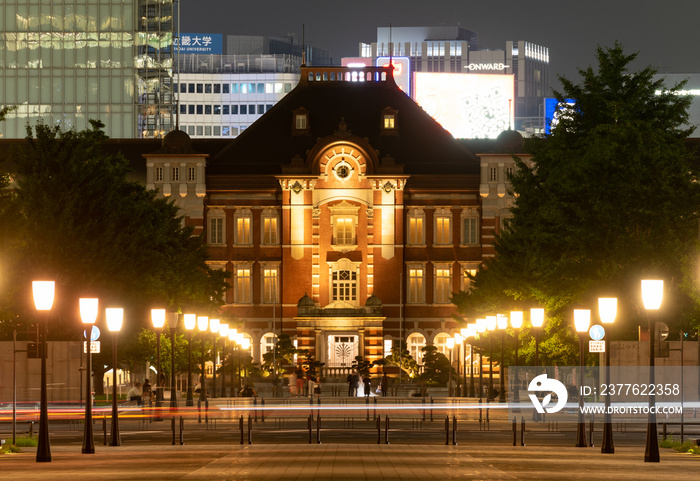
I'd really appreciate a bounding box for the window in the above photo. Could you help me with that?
[187,167,196,182]
[383,339,393,358]
[407,333,426,364]
[179,104,186,114]
[205,105,212,115]
[240,105,247,115]
[155,167,163,182]
[332,270,357,302]
[214,126,221,136]
[256,83,264,93]
[266,104,273,112]
[214,105,221,115]
[461,264,479,291]
[233,266,252,303]
[262,267,279,304]
[261,210,279,245]
[284,83,292,93]
[188,105,195,115]
[223,105,230,115]
[180,83,186,93]
[204,84,212,94]
[234,210,252,245]
[205,126,212,136]
[208,213,224,245]
[489,167,498,182]
[222,84,229,94]
[407,209,425,245]
[232,83,239,93]
[261,333,276,362]
[188,83,195,93]
[196,126,203,136]
[171,167,180,182]
[434,333,451,356]
[232,105,239,114]
[434,264,452,304]
[461,210,479,245]
[434,209,452,245]
[196,83,203,94]
[383,114,395,129]
[257,104,264,115]
[408,266,425,304]
[214,84,221,94]
[295,113,307,130]
[334,217,354,245]
[196,105,203,115]
[506,166,513,177]
[240,83,248,94]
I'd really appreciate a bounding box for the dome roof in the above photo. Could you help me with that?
[494,129,524,153]
[297,293,315,307]
[365,294,382,306]
[151,129,199,154]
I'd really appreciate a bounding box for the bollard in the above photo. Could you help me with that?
[240,416,244,445]
[171,416,176,445]
[513,416,517,446]
[254,397,258,422]
[521,416,525,446]
[662,423,667,440]
[589,419,594,447]
[261,398,265,422]
[317,397,321,420]
[316,415,321,444]
[422,397,426,422]
[385,416,390,444]
[180,416,184,445]
[445,416,450,445]
[247,415,252,444]
[377,415,381,444]
[197,399,202,423]
[308,415,312,444]
[366,397,370,421]
[103,417,107,445]
[430,397,434,422]
[479,399,483,429]
[310,396,314,421]
[486,398,490,427]
[374,397,377,421]
[28,421,34,438]
[452,416,457,446]
[205,398,209,424]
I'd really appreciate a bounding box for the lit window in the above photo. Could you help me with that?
[383,339,393,358]
[235,213,252,245]
[461,265,478,291]
[434,265,452,304]
[334,217,355,245]
[295,113,307,130]
[262,267,279,303]
[383,114,395,129]
[407,210,425,245]
[408,266,425,304]
[332,270,357,302]
[261,333,276,363]
[434,333,451,356]
[407,333,426,364]
[434,210,452,245]
[262,211,279,245]
[234,267,252,303]
[155,167,163,182]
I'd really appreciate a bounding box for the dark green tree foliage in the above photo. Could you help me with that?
[262,333,303,375]
[417,345,452,386]
[0,121,227,339]
[383,340,419,379]
[455,43,700,364]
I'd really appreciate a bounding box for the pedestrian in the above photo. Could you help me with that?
[364,374,371,397]
[351,371,360,396]
[347,372,354,396]
[380,373,388,397]
[127,381,142,404]
[141,379,153,406]
[296,367,306,397]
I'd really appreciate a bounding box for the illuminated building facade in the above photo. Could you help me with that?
[145,65,525,371]
[0,0,174,139]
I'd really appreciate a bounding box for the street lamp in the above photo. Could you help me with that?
[151,309,166,413]
[32,280,54,463]
[497,314,508,403]
[454,333,463,397]
[106,308,123,446]
[219,323,229,396]
[197,316,208,422]
[228,329,239,396]
[209,318,220,398]
[599,297,617,454]
[460,328,469,397]
[485,316,497,401]
[530,308,545,368]
[464,324,477,397]
[642,279,663,463]
[446,337,455,396]
[166,312,179,409]
[573,309,590,448]
[79,298,98,454]
[510,311,523,404]
[183,314,196,406]
[476,318,486,400]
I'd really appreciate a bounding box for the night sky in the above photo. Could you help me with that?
[180,0,699,88]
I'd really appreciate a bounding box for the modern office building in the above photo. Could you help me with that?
[0,0,174,139]
[359,26,549,134]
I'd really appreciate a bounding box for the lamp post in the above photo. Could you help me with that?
[485,316,497,401]
[598,297,617,454]
[454,333,463,397]
[574,309,590,448]
[464,324,477,397]
[530,308,545,369]
[642,279,663,463]
[151,309,166,414]
[460,328,469,397]
[32,280,55,463]
[446,337,455,397]
[497,314,508,403]
[476,318,486,400]
[166,312,179,409]
[209,318,220,398]
[106,308,123,446]
[197,316,208,422]
[228,329,238,396]
[183,314,196,406]
[219,323,229,396]
[79,298,98,454]
[510,311,523,404]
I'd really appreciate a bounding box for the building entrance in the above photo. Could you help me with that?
[327,335,359,367]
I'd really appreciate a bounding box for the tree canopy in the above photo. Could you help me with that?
[454,43,700,363]
[0,121,228,340]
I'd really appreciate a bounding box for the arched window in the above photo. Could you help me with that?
[433,333,451,357]
[407,333,426,364]
[260,332,277,364]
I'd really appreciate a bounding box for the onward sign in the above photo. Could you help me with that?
[174,33,223,54]
[466,63,509,71]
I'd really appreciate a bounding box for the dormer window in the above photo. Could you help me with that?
[295,113,307,130]
[383,114,395,129]
[292,107,310,134]
[380,107,399,135]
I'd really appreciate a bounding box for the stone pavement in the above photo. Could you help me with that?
[1,443,698,480]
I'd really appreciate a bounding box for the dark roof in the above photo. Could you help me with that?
[210,66,480,176]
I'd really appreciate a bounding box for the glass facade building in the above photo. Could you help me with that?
[0,0,174,139]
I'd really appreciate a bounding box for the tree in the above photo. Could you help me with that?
[455,43,700,363]
[0,121,227,341]
[417,345,452,386]
[262,333,303,376]
[383,340,420,379]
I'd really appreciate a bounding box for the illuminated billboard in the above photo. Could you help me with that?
[376,57,410,95]
[175,34,223,54]
[544,98,576,134]
[413,73,514,139]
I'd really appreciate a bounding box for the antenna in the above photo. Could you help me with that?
[389,23,393,69]
[175,0,180,131]
[301,24,306,66]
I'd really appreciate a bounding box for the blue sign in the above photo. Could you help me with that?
[83,326,100,341]
[544,97,576,134]
[589,324,605,341]
[175,33,222,54]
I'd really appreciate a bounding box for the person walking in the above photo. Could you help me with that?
[364,375,371,397]
[295,367,305,397]
[380,373,388,397]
